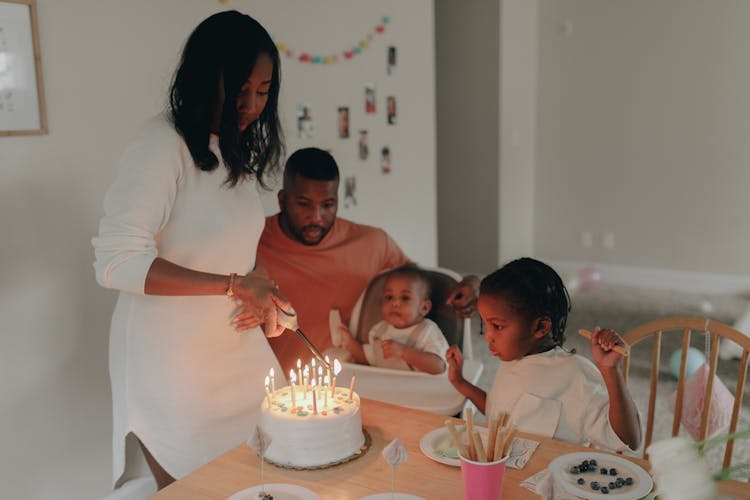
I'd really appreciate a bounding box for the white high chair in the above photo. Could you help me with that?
[331,266,483,416]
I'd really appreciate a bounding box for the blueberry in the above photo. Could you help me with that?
[616,478,625,487]
[570,466,580,474]
[589,459,598,467]
[591,481,600,490]
[625,477,633,485]
[582,460,589,467]
[609,482,616,489]
[600,467,608,474]
[609,468,618,476]
[601,486,609,494]
[578,478,585,485]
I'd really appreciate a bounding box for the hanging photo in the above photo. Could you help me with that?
[337,106,349,138]
[381,146,391,175]
[358,130,369,160]
[296,104,314,139]
[364,83,376,114]
[386,96,396,125]
[387,46,397,76]
[344,176,357,208]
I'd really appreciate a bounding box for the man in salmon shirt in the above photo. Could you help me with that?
[254,147,479,373]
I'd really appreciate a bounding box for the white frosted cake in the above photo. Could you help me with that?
[259,385,365,467]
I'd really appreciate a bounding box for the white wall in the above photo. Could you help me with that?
[536,0,750,277]
[0,1,435,499]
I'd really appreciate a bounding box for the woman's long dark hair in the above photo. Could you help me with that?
[169,10,283,187]
[480,257,572,347]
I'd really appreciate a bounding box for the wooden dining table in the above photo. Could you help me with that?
[153,398,750,499]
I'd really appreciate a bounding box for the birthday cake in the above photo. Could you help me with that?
[260,385,365,468]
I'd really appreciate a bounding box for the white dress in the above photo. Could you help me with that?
[486,347,632,452]
[93,116,282,483]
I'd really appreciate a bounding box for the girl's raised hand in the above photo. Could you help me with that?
[445,345,464,384]
[590,326,626,369]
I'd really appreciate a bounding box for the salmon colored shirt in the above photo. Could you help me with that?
[258,214,409,373]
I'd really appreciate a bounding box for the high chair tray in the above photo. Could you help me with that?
[337,359,482,416]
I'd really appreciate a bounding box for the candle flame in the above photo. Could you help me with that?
[290,370,297,383]
[269,367,274,377]
[311,378,316,388]
[264,375,269,387]
[334,359,342,375]
[303,366,309,376]
[324,375,329,384]
[297,359,301,368]
[318,365,322,375]
[325,355,330,363]
[311,358,316,368]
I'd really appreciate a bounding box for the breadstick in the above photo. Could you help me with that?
[501,425,517,458]
[493,426,506,462]
[486,416,499,461]
[501,412,510,428]
[444,419,466,457]
[578,329,630,356]
[472,431,487,462]
[465,408,476,461]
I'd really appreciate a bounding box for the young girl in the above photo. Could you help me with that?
[447,258,641,451]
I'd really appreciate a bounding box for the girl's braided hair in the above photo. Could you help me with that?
[480,257,571,347]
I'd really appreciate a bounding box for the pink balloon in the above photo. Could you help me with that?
[577,266,602,293]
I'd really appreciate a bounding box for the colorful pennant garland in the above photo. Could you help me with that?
[274,16,390,64]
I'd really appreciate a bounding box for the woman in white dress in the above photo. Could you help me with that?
[93,11,287,490]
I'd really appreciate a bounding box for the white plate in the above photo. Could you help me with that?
[419,426,487,467]
[227,483,318,500]
[359,494,425,500]
[549,451,653,500]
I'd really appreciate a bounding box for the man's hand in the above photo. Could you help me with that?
[446,275,480,318]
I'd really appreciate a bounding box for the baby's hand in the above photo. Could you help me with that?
[590,326,626,369]
[381,339,406,359]
[445,345,464,384]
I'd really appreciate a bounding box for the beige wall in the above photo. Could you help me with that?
[435,0,499,274]
[535,0,750,276]
[0,1,435,498]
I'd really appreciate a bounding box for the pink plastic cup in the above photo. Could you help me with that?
[459,453,508,500]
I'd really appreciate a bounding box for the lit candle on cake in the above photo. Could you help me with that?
[264,375,271,406]
[330,359,342,398]
[269,367,275,393]
[323,375,329,408]
[348,374,356,400]
[289,370,297,409]
[317,365,323,388]
[311,378,318,414]
[303,365,310,395]
[325,355,331,384]
[297,359,303,387]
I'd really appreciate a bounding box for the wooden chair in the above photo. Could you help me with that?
[623,317,750,470]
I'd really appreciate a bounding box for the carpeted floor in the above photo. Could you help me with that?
[469,283,750,477]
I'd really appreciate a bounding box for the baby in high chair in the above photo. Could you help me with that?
[447,257,641,451]
[339,264,450,374]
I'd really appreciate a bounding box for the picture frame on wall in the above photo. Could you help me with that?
[0,0,47,136]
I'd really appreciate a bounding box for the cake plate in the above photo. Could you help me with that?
[260,428,372,471]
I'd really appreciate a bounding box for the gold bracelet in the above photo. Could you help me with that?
[226,273,238,298]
